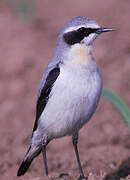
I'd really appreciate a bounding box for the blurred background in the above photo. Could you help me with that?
[0,0,130,179]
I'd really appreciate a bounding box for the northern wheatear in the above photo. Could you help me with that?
[17,16,113,180]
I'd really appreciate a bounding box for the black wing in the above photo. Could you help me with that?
[33,65,60,132]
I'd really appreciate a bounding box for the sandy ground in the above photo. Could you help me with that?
[0,0,130,180]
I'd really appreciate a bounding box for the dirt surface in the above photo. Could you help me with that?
[0,0,130,180]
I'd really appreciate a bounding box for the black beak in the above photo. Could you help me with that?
[96,27,114,34]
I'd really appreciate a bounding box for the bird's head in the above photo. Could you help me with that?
[59,16,113,48]
[55,17,114,66]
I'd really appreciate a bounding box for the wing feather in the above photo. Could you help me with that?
[33,64,60,132]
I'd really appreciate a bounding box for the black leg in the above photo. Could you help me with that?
[42,135,49,177]
[72,132,87,180]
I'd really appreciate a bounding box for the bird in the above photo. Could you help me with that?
[17,16,113,180]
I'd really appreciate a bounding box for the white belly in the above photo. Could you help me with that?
[38,65,102,140]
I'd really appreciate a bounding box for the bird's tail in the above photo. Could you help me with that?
[17,145,41,176]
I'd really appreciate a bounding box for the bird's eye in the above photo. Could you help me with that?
[77,27,95,36]
[78,27,86,33]
[78,27,98,36]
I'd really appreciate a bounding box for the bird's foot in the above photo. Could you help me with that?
[77,175,88,180]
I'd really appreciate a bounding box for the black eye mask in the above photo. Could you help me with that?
[63,27,98,45]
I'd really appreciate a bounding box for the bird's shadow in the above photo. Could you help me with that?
[104,157,130,180]
[51,157,130,180]
[59,173,72,179]
[52,172,72,180]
